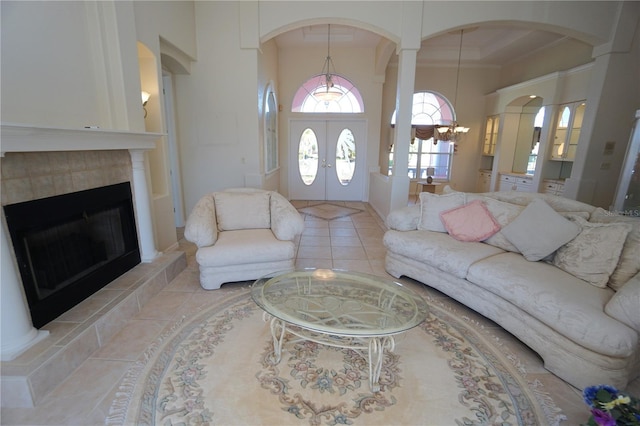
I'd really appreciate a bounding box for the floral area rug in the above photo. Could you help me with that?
[106,283,565,426]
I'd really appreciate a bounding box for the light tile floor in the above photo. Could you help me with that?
[2,200,637,425]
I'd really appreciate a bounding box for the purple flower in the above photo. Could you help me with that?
[591,409,616,426]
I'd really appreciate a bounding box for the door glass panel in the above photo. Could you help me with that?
[335,128,356,186]
[298,128,319,185]
[567,102,585,160]
[553,106,571,158]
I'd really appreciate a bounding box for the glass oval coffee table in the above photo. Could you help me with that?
[251,269,429,392]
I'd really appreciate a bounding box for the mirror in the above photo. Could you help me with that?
[512,97,544,175]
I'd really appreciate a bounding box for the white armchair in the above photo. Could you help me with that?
[184,188,304,289]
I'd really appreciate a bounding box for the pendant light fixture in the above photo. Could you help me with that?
[436,29,470,142]
[313,24,343,102]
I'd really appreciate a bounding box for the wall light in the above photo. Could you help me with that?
[141,91,150,118]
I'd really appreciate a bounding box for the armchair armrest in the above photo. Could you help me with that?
[385,205,421,231]
[270,192,304,241]
[184,194,218,247]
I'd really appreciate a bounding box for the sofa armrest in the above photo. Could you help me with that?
[605,271,640,333]
[184,194,218,247]
[385,205,420,231]
[270,192,304,241]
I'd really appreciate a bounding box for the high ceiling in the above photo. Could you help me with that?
[274,24,579,67]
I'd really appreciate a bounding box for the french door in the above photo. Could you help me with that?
[289,119,366,201]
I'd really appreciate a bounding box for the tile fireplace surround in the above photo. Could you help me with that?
[0,124,180,407]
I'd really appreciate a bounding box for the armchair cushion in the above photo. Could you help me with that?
[196,229,295,267]
[213,191,271,231]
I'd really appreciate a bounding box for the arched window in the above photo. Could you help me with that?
[292,74,364,113]
[390,91,455,128]
[389,91,456,180]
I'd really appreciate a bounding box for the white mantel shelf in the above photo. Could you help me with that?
[1,123,164,154]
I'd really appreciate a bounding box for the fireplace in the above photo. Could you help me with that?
[3,182,141,328]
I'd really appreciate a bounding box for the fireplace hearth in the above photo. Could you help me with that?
[3,182,141,328]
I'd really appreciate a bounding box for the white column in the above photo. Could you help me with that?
[388,1,422,213]
[129,149,159,262]
[0,215,49,361]
[389,47,418,213]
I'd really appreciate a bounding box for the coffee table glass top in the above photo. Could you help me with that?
[251,269,429,336]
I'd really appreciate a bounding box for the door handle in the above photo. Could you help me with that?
[321,159,326,168]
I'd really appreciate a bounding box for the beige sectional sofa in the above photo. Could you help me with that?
[383,189,640,391]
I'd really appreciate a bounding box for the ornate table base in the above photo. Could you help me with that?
[265,313,395,392]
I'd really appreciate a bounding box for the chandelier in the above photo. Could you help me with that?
[313,24,343,102]
[436,29,470,142]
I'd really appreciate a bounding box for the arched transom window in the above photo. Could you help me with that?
[391,91,455,128]
[292,73,364,113]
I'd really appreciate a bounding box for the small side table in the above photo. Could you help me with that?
[418,181,441,194]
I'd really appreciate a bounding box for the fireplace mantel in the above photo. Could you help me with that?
[0,123,163,154]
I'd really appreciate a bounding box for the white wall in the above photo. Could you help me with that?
[257,39,281,192]
[1,2,104,128]
[174,2,262,211]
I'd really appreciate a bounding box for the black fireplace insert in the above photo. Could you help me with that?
[4,182,141,328]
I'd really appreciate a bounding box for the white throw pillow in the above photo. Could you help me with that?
[605,273,640,331]
[502,199,581,261]
[417,192,465,233]
[214,191,271,231]
[466,195,523,252]
[553,217,632,288]
[590,207,640,291]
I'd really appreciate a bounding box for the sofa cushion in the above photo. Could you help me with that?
[553,217,632,288]
[590,208,640,291]
[605,273,640,332]
[386,205,421,231]
[502,198,581,261]
[196,229,294,267]
[214,191,271,231]
[482,190,597,213]
[467,252,637,357]
[383,229,504,279]
[440,200,500,242]
[417,192,465,233]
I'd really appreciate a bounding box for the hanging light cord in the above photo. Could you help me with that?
[327,24,331,62]
[324,24,335,87]
[453,29,464,118]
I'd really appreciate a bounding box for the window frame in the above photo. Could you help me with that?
[389,91,456,180]
[390,137,454,180]
[264,84,278,174]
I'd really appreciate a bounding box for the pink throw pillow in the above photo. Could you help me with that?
[440,200,501,242]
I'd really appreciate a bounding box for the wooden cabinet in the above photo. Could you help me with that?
[551,101,585,161]
[542,179,565,196]
[483,115,499,156]
[498,173,534,192]
[477,170,492,192]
